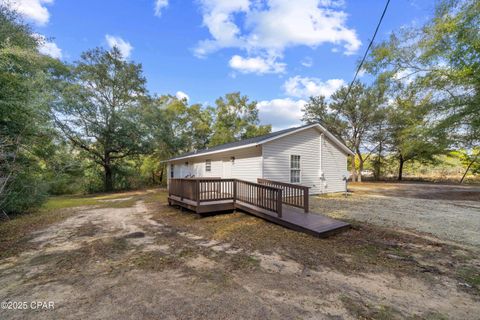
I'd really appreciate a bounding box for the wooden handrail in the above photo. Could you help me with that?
[169,178,284,217]
[257,178,310,213]
[235,179,283,217]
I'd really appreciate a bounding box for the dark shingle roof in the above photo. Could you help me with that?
[169,123,315,161]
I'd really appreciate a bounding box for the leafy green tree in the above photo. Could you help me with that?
[386,85,448,180]
[0,5,66,214]
[302,82,387,181]
[142,95,213,183]
[209,92,271,146]
[54,47,150,191]
[452,148,480,183]
[366,0,479,149]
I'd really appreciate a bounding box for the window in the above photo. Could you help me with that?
[205,159,211,172]
[290,155,301,183]
[170,164,174,178]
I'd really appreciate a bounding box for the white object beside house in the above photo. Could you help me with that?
[167,123,354,194]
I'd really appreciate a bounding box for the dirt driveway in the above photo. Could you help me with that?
[0,188,479,319]
[312,182,480,247]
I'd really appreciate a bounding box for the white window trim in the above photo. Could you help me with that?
[205,159,211,172]
[290,154,301,184]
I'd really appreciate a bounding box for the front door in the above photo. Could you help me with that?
[222,159,232,178]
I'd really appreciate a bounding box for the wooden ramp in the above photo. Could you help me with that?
[236,201,350,238]
[168,177,350,238]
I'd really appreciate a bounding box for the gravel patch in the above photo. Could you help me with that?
[312,183,480,247]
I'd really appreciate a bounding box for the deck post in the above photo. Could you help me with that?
[277,189,283,218]
[196,179,200,206]
[233,179,237,205]
[304,187,309,213]
[180,179,183,201]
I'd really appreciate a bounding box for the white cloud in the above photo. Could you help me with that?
[175,91,189,101]
[4,0,53,25]
[105,35,133,59]
[35,34,62,59]
[257,98,306,130]
[229,55,286,74]
[301,57,313,68]
[154,0,168,16]
[195,0,361,69]
[283,76,345,98]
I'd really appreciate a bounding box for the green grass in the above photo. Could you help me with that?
[458,267,480,293]
[41,196,101,210]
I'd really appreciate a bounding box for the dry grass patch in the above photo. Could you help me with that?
[147,193,480,296]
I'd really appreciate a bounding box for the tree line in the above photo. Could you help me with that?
[1,0,479,216]
[303,0,479,182]
[0,5,270,215]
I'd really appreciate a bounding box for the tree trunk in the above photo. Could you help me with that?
[374,141,383,181]
[159,166,164,184]
[358,157,364,182]
[398,155,404,181]
[460,151,479,184]
[350,155,357,182]
[104,156,113,192]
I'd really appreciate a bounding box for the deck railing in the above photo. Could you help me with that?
[235,179,283,217]
[198,178,235,202]
[257,178,310,213]
[168,178,283,217]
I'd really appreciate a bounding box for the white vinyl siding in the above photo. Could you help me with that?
[169,146,262,182]
[168,127,349,194]
[262,127,321,194]
[321,135,348,193]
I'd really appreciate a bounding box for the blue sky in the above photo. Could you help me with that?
[6,0,436,130]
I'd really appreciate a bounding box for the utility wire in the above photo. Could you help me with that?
[339,0,391,106]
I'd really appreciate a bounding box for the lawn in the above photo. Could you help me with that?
[0,184,479,319]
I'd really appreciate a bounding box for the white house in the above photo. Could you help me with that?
[167,123,354,194]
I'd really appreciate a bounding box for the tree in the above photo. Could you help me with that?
[0,5,66,214]
[365,0,479,150]
[209,92,271,146]
[54,47,150,191]
[142,95,213,183]
[302,82,387,181]
[386,84,448,180]
[453,148,480,183]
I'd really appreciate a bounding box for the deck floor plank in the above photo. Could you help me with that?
[168,195,350,237]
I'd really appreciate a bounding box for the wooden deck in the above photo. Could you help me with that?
[168,178,350,238]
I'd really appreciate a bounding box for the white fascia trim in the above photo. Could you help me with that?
[314,124,355,156]
[167,123,354,162]
[261,123,355,156]
[167,143,260,162]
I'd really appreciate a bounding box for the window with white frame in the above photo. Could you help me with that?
[170,164,174,178]
[205,159,211,172]
[290,155,301,183]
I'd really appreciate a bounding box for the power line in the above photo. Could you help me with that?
[339,0,391,106]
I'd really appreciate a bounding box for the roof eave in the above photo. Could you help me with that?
[167,123,354,161]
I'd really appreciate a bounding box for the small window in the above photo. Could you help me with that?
[170,164,174,178]
[290,155,301,183]
[205,159,211,172]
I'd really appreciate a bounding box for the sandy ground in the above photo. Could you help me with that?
[0,185,479,319]
[313,182,480,247]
